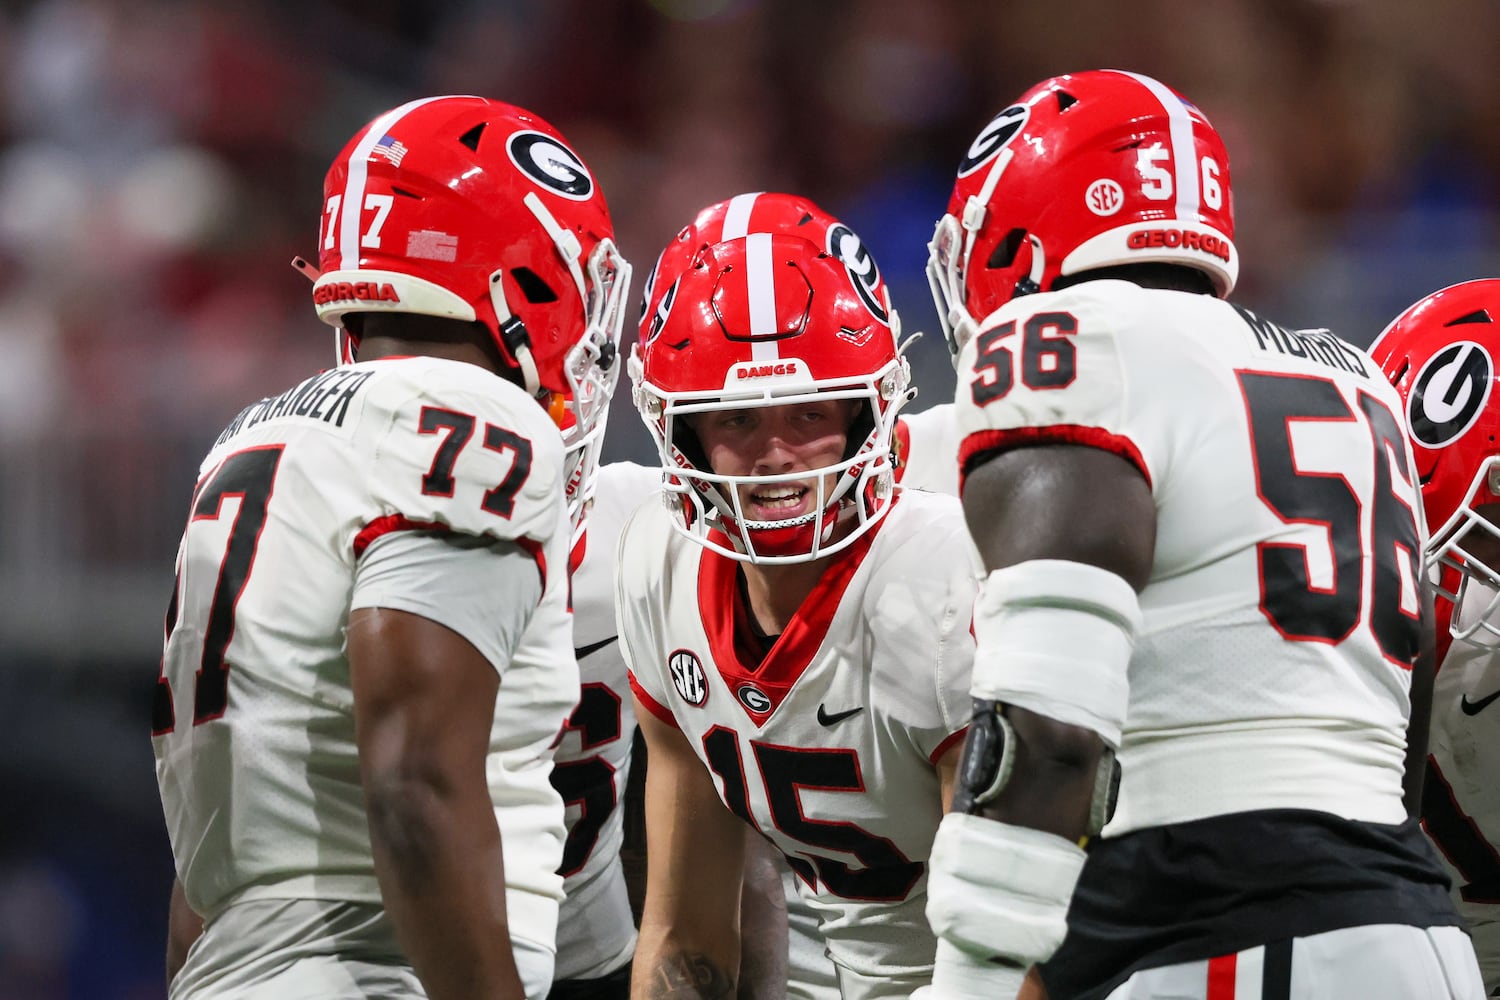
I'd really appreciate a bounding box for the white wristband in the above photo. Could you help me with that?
[928,937,1027,1000]
[926,813,1086,967]
[970,560,1139,748]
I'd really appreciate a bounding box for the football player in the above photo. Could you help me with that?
[548,459,656,1000]
[618,230,980,1000]
[644,190,959,504]
[152,96,629,1000]
[1372,278,1500,997]
[924,71,1484,999]
[637,189,957,999]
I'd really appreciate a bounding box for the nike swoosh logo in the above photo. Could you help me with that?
[1461,689,1500,716]
[817,704,864,727]
[574,635,618,660]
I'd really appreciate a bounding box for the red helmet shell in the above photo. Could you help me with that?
[641,191,897,349]
[632,232,910,563]
[315,95,625,400]
[1370,279,1500,536]
[929,70,1236,356]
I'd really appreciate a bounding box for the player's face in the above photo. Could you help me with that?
[692,399,857,522]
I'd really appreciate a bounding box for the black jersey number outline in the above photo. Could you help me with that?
[1238,371,1421,665]
[419,406,534,517]
[703,726,923,902]
[153,445,284,734]
[550,682,625,878]
[969,311,1079,407]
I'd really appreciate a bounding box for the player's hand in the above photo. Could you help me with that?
[1019,967,1049,1000]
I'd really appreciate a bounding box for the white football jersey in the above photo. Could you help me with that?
[552,460,659,981]
[153,357,577,944]
[895,402,960,496]
[954,280,1423,835]
[1426,587,1500,992]
[617,489,979,998]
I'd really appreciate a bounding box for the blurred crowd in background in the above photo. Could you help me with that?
[0,0,1496,995]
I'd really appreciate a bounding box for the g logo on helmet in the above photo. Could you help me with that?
[957,104,1029,177]
[641,277,678,349]
[668,648,708,707]
[1409,341,1493,448]
[507,130,594,201]
[638,258,661,322]
[826,223,887,324]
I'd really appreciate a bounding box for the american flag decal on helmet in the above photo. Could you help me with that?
[372,134,408,167]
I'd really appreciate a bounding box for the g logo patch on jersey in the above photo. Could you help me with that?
[668,648,708,706]
[825,223,887,324]
[957,104,1029,177]
[1409,342,1493,448]
[507,131,594,201]
[736,684,771,713]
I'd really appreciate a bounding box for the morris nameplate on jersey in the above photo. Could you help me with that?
[214,368,376,449]
[1235,305,1369,378]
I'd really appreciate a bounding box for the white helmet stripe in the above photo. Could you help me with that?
[337,96,456,270]
[1122,71,1200,221]
[722,191,763,242]
[746,231,780,361]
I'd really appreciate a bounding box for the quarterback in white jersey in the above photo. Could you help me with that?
[640,190,950,999]
[1373,279,1500,996]
[153,96,631,1000]
[924,71,1479,1000]
[549,459,658,995]
[622,232,979,1000]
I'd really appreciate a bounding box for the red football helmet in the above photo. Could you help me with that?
[631,232,913,564]
[307,95,631,541]
[1371,278,1500,647]
[640,191,900,350]
[928,69,1237,359]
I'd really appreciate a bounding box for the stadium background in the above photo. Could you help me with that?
[0,0,1496,995]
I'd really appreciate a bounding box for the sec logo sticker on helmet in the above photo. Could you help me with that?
[1408,342,1494,449]
[507,130,594,200]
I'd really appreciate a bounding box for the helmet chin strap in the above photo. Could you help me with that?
[489,269,542,395]
[1013,234,1046,298]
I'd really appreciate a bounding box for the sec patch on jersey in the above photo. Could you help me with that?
[669,648,708,706]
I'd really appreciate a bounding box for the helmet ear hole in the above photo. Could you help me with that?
[512,267,560,304]
[988,228,1027,269]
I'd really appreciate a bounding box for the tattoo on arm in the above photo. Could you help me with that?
[648,953,735,999]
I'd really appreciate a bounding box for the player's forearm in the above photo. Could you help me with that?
[967,705,1103,841]
[630,932,738,1000]
[736,834,788,1000]
[366,775,524,1000]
